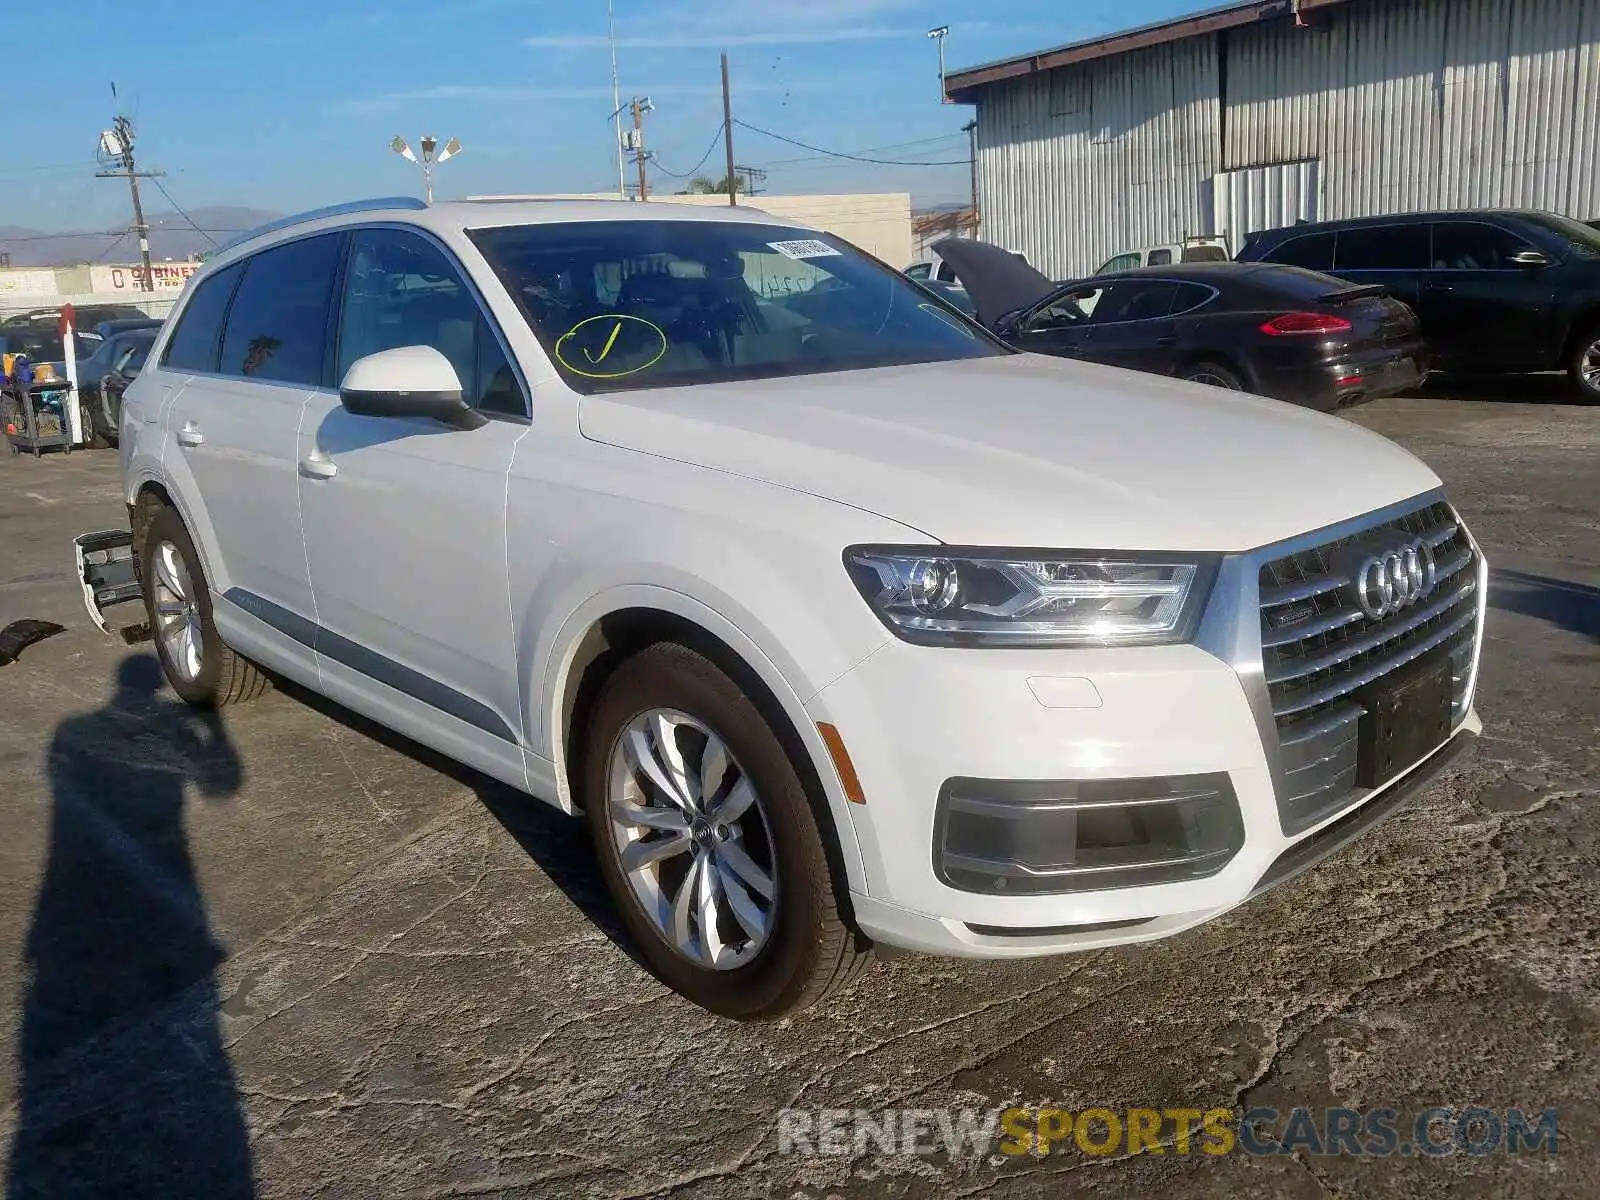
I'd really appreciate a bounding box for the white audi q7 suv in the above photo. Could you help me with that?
[117,198,1485,1018]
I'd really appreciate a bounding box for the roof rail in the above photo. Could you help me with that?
[217,197,428,252]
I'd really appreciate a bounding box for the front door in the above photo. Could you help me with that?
[1080,279,1186,374]
[297,225,532,786]
[1012,283,1106,358]
[1418,221,1556,370]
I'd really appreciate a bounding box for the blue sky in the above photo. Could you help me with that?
[6,0,1209,233]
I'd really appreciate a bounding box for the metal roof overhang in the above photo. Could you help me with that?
[944,0,1356,100]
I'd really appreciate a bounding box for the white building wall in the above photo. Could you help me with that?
[973,0,1600,279]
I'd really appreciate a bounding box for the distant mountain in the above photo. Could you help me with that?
[0,207,281,267]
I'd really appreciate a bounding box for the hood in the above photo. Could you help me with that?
[930,238,1058,327]
[577,354,1442,553]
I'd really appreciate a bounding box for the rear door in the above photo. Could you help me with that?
[1327,223,1430,310]
[1420,220,1556,369]
[160,238,344,684]
[297,225,531,787]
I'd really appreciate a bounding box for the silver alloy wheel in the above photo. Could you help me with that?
[1581,337,1600,391]
[1187,368,1238,389]
[606,708,779,970]
[152,540,204,682]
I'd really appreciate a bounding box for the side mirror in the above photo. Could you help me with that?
[1509,249,1550,269]
[338,345,486,431]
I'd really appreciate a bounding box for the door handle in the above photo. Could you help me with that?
[1426,282,1455,293]
[298,456,338,480]
[1154,335,1179,347]
[176,422,204,447]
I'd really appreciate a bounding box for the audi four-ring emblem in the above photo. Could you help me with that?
[1355,537,1437,619]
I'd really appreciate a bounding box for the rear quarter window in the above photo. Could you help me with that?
[1261,231,1335,272]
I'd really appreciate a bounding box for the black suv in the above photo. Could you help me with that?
[1238,210,1600,401]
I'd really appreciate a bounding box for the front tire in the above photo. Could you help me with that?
[582,643,871,1019]
[140,504,271,707]
[1569,325,1600,404]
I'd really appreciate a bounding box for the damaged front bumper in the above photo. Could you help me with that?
[75,529,142,634]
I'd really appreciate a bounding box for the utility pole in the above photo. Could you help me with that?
[630,97,651,200]
[963,119,979,233]
[721,52,737,205]
[96,115,162,293]
[608,0,626,198]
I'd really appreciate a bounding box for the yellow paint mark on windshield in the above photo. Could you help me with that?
[554,314,669,379]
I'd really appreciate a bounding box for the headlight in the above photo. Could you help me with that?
[844,547,1217,647]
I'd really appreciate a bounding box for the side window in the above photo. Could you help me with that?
[1098,280,1182,323]
[1146,248,1174,266]
[1431,222,1537,271]
[934,260,956,282]
[220,234,344,385]
[905,263,931,280]
[1097,253,1142,275]
[1030,285,1107,330]
[162,262,242,371]
[1170,283,1215,315]
[116,340,150,373]
[337,228,525,416]
[1263,232,1335,272]
[1333,225,1430,271]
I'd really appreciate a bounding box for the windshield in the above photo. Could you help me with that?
[0,327,95,365]
[469,220,1001,393]
[1519,213,1600,260]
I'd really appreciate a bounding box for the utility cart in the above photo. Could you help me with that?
[2,379,77,456]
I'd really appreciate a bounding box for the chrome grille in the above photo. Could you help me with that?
[1258,500,1478,834]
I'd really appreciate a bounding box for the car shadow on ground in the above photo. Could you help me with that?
[1490,568,1600,643]
[7,655,255,1200]
[269,675,651,974]
[1414,372,1577,404]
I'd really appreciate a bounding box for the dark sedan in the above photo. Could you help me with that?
[931,238,1429,410]
[76,328,156,447]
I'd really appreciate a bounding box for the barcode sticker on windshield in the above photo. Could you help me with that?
[767,239,841,260]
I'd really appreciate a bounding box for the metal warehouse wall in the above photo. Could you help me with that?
[973,0,1600,279]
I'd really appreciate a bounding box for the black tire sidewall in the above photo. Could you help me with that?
[582,645,837,1020]
[1185,362,1242,389]
[1572,329,1600,403]
[141,506,226,706]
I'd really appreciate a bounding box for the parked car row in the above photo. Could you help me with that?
[927,239,1427,411]
[915,207,1600,406]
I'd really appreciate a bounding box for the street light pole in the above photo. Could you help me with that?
[927,26,950,103]
[391,134,462,203]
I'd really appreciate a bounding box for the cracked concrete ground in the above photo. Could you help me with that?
[0,382,1596,1198]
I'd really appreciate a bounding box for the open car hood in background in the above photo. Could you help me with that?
[929,238,1060,328]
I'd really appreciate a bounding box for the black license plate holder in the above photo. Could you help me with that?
[1355,652,1453,789]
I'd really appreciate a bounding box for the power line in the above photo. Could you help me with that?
[652,123,727,179]
[149,176,220,248]
[733,120,971,166]
[757,134,967,168]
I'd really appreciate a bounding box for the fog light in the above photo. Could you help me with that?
[934,773,1244,894]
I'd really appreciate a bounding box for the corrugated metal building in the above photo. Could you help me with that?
[947,0,1600,278]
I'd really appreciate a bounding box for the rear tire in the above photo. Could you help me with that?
[1569,325,1600,404]
[1182,361,1244,390]
[582,642,871,1019]
[140,504,271,708]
